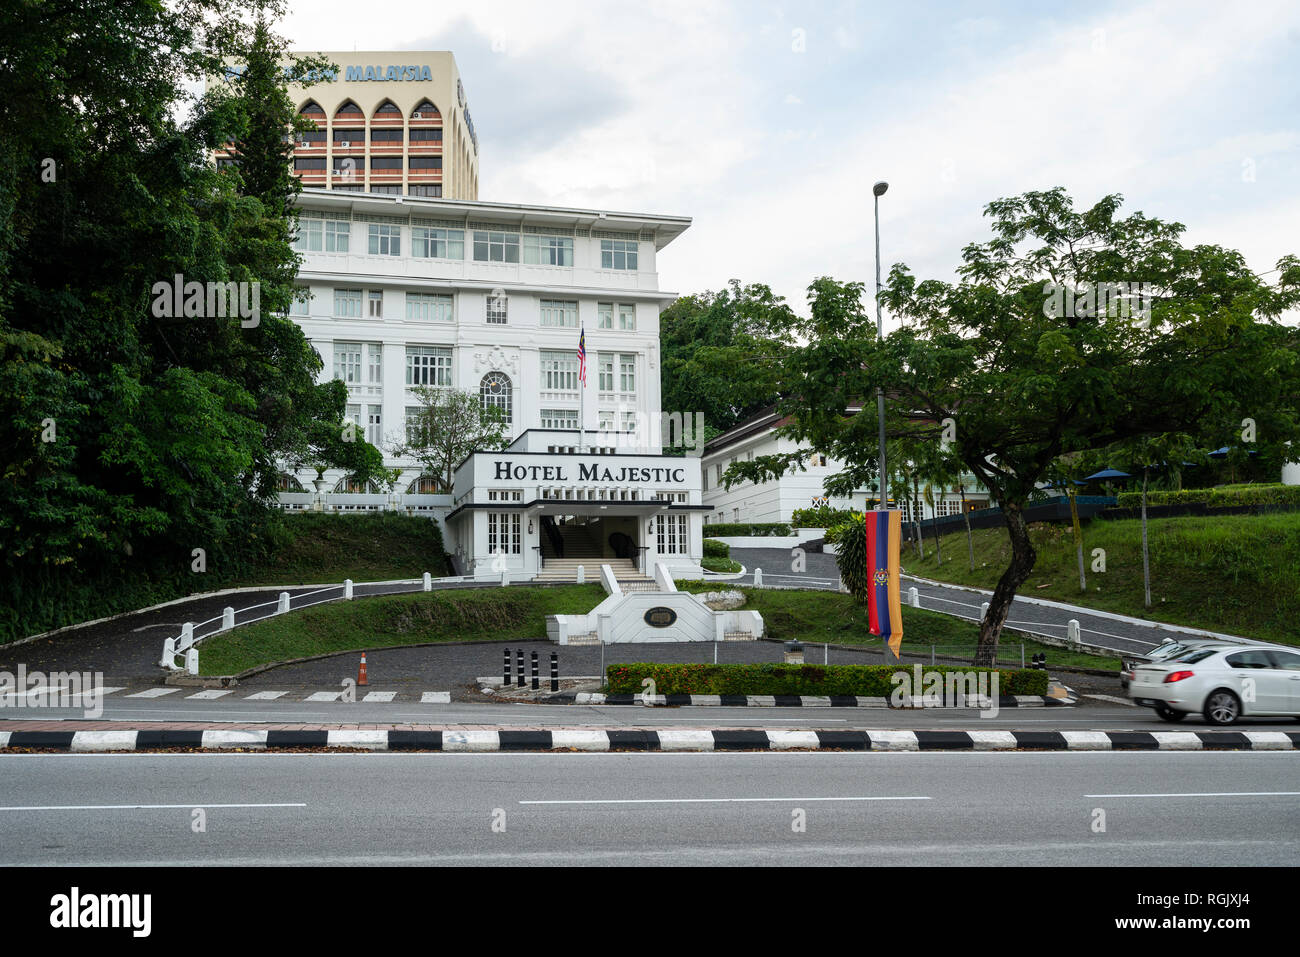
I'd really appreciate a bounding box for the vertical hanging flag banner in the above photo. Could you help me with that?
[865,509,904,656]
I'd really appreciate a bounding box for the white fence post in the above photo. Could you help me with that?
[160,638,176,668]
[1067,619,1081,644]
[907,586,919,608]
[753,567,763,587]
[221,606,234,631]
[422,571,432,592]
[979,601,989,621]
[185,649,198,675]
[278,592,290,614]
[344,579,354,600]
[179,621,194,650]
[501,568,509,587]
[577,564,585,584]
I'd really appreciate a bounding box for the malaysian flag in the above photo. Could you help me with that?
[577,327,587,385]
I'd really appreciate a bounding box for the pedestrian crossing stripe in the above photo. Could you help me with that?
[244,691,289,700]
[362,691,396,702]
[421,692,450,703]
[304,691,343,702]
[185,689,233,700]
[124,688,181,698]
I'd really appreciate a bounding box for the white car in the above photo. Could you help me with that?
[1128,646,1300,725]
[1119,638,1234,691]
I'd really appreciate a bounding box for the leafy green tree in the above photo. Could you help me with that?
[727,189,1300,664]
[390,388,510,492]
[659,280,796,436]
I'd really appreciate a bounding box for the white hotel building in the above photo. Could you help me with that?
[285,188,706,579]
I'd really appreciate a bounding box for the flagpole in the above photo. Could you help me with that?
[578,326,585,454]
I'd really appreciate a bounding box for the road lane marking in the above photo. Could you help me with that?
[305,691,344,702]
[185,690,233,700]
[421,692,451,703]
[1085,791,1300,798]
[124,688,180,698]
[244,691,288,700]
[0,802,307,811]
[520,796,931,805]
[362,692,397,702]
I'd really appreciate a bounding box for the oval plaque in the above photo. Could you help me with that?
[644,607,677,628]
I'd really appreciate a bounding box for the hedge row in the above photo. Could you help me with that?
[1115,484,1300,508]
[605,662,1048,697]
[791,507,858,529]
[700,522,792,536]
[702,538,731,558]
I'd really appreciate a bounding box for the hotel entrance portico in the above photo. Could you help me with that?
[445,429,708,581]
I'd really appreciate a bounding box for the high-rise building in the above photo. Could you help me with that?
[217,51,479,200]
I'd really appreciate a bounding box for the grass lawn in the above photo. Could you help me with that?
[234,511,453,585]
[198,584,606,675]
[676,583,1119,670]
[903,512,1300,647]
[197,580,1116,676]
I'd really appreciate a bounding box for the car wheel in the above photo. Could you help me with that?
[1203,689,1241,726]
[1155,703,1186,722]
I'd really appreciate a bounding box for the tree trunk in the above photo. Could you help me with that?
[912,472,924,559]
[931,498,942,565]
[960,485,974,571]
[974,501,1036,666]
[1069,488,1086,592]
[1141,467,1151,608]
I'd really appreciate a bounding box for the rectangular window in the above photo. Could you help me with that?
[539,299,578,328]
[412,227,464,260]
[655,514,688,555]
[290,289,310,316]
[405,292,453,322]
[600,239,638,270]
[597,303,613,329]
[294,219,322,251]
[486,292,508,325]
[523,234,574,266]
[408,185,442,197]
[405,406,425,445]
[324,220,349,251]
[618,304,636,330]
[408,156,442,170]
[715,464,723,485]
[488,512,522,555]
[619,354,636,394]
[597,355,614,393]
[334,343,362,384]
[368,290,383,318]
[540,351,579,396]
[367,345,382,385]
[367,406,382,446]
[293,157,326,171]
[472,230,519,263]
[621,410,638,433]
[405,345,453,386]
[540,408,579,429]
[370,128,403,143]
[597,410,614,431]
[409,128,442,142]
[368,224,401,256]
[369,157,403,170]
[334,288,362,318]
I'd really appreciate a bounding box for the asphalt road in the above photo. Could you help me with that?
[2,751,1296,866]
[8,696,1300,731]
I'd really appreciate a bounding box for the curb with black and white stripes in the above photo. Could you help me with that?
[1,728,1296,752]
[573,692,1075,708]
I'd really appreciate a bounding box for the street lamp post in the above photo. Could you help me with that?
[873,181,889,510]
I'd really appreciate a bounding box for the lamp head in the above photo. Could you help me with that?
[872,181,889,197]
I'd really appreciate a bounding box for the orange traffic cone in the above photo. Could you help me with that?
[357,653,368,687]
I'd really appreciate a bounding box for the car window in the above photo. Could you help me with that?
[1226,650,1274,669]
[1151,643,1192,659]
[1175,649,1218,664]
[1267,651,1300,671]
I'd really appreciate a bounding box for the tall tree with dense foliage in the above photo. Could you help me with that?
[726,189,1300,664]
[659,280,796,439]
[390,388,510,492]
[0,0,349,640]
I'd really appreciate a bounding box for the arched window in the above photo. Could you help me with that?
[374,100,401,117]
[480,372,512,425]
[299,101,325,118]
[333,100,363,118]
[411,100,440,118]
[405,474,447,494]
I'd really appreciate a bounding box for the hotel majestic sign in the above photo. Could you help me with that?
[492,460,687,485]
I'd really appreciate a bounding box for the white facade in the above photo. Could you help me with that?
[283,188,697,578]
[701,409,991,527]
[448,430,706,580]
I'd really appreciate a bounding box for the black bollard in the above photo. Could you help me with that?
[516,649,525,687]
[503,647,511,687]
[550,652,559,692]
[531,651,539,690]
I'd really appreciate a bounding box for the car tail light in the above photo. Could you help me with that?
[1164,670,1194,683]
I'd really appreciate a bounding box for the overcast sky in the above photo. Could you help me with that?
[281,0,1300,321]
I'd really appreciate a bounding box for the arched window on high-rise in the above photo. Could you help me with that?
[480,372,512,426]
